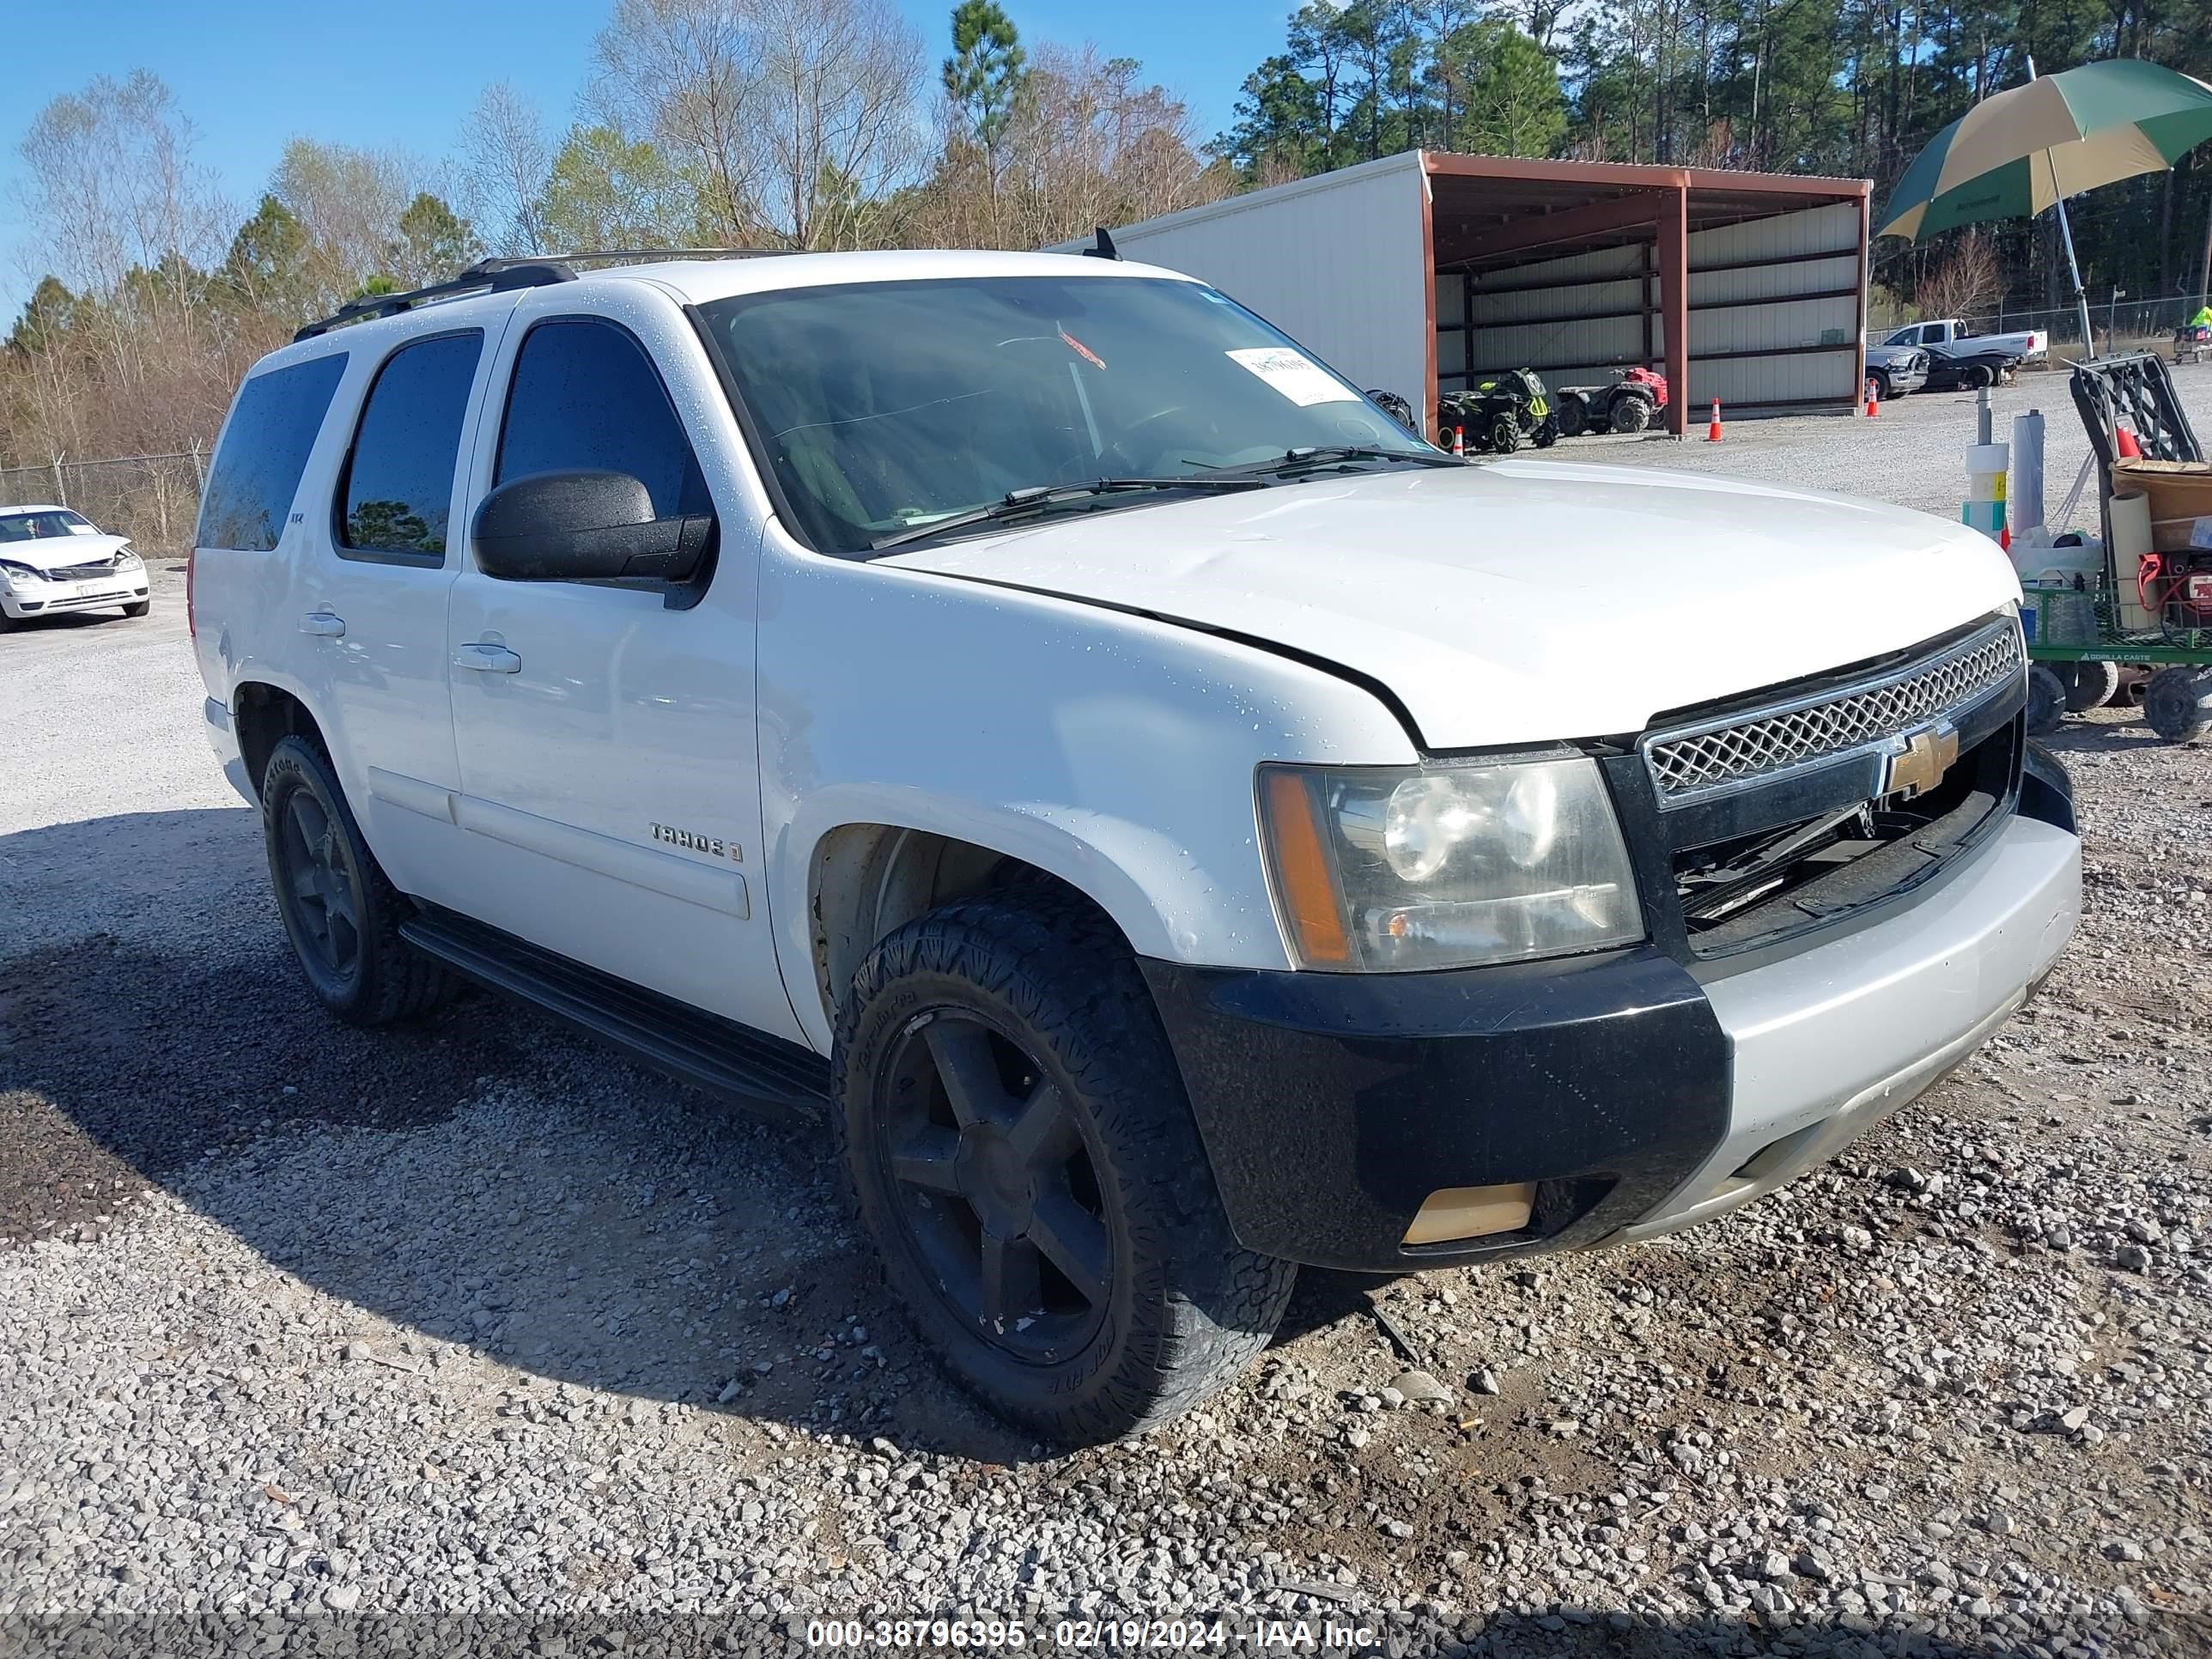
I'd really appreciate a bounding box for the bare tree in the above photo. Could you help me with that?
[590,0,769,242]
[1917,229,2003,323]
[753,0,927,249]
[459,83,553,255]
[270,139,423,304]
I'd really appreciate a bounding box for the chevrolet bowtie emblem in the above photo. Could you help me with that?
[1884,721,1960,799]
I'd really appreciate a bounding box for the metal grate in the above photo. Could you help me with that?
[47,557,122,581]
[1645,621,2023,801]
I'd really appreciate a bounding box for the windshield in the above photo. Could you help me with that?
[0,509,96,543]
[699,275,1433,556]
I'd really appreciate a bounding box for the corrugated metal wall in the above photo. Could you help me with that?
[1449,201,1863,415]
[1089,153,1434,409]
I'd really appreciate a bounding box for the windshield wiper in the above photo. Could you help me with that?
[869,476,1266,551]
[1199,444,1466,478]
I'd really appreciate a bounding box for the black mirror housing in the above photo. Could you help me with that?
[474,469,714,584]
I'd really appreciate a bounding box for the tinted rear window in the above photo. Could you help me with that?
[197,353,349,552]
[336,331,483,561]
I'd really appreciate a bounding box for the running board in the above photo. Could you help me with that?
[399,907,830,1123]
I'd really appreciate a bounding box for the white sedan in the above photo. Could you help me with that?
[0,505,150,629]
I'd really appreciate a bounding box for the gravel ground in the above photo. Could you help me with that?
[1554,358,2198,526]
[3,483,2211,1657]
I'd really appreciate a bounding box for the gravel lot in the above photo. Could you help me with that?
[4,412,2211,1658]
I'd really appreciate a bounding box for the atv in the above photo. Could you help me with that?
[1554,365,1668,437]
[1437,369,1559,456]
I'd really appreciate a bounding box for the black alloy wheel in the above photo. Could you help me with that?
[874,1008,1112,1364]
[276,785,363,986]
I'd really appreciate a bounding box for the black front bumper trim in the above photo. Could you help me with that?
[1139,946,1729,1271]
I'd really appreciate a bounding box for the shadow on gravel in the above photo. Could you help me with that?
[0,806,1039,1463]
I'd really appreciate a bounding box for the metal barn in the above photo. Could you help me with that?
[1070,150,1872,437]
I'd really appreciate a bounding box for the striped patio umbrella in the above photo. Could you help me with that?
[1878,58,2212,243]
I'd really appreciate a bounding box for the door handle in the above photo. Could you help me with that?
[298,611,346,638]
[454,642,521,673]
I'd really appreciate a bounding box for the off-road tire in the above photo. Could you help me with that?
[833,887,1296,1444]
[2143,666,2212,744]
[2026,665,2068,737]
[1489,416,1520,455]
[123,600,150,618]
[2058,659,2122,713]
[260,734,451,1025]
[1532,414,1559,448]
[1556,394,1588,438]
[1610,394,1652,434]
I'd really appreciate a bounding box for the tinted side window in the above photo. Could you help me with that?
[197,354,349,552]
[495,319,708,517]
[336,331,483,562]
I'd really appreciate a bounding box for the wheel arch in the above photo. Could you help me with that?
[793,803,1237,1044]
[231,677,331,796]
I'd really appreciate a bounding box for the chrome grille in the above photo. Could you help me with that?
[1644,621,2023,802]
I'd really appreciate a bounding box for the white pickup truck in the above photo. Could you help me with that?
[1880,318,2048,390]
[191,248,2081,1444]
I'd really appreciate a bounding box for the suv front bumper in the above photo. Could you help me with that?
[1139,795,2079,1272]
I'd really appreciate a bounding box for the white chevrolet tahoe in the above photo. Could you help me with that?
[191,249,2081,1443]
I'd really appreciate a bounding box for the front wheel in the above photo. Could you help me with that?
[2026,665,2068,736]
[834,889,1295,1443]
[1532,414,1559,448]
[1871,372,1894,403]
[1966,362,1995,390]
[1489,415,1521,454]
[123,600,150,618]
[1556,394,1588,438]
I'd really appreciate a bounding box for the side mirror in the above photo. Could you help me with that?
[473,470,713,583]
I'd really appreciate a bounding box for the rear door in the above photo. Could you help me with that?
[443,284,798,1041]
[289,319,507,905]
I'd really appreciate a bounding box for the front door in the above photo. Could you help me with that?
[444,290,799,1043]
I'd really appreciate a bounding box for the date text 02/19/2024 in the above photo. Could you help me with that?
[803,1619,1383,1650]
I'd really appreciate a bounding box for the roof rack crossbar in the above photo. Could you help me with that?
[291,247,802,343]
[294,258,578,342]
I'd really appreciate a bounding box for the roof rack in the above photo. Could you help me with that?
[292,247,799,342]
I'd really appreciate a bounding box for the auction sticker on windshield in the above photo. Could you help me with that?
[1225,346,1359,406]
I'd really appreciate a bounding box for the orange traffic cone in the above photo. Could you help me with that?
[1864,377,1880,417]
[1706,398,1723,442]
[1451,425,1465,456]
[2116,424,2142,459]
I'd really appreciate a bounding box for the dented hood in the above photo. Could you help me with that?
[879,460,2022,750]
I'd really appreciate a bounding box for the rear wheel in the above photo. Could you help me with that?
[1610,395,1652,434]
[2143,667,2212,743]
[2026,665,2068,736]
[261,734,451,1025]
[834,888,1295,1443]
[1966,362,1996,390]
[2058,659,2122,713]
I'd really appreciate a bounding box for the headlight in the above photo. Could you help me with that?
[0,560,41,584]
[114,543,140,565]
[1258,755,1644,971]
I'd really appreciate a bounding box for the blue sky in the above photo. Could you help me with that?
[1,0,1291,315]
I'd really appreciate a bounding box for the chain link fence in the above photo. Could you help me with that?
[1869,293,2212,361]
[0,449,206,556]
